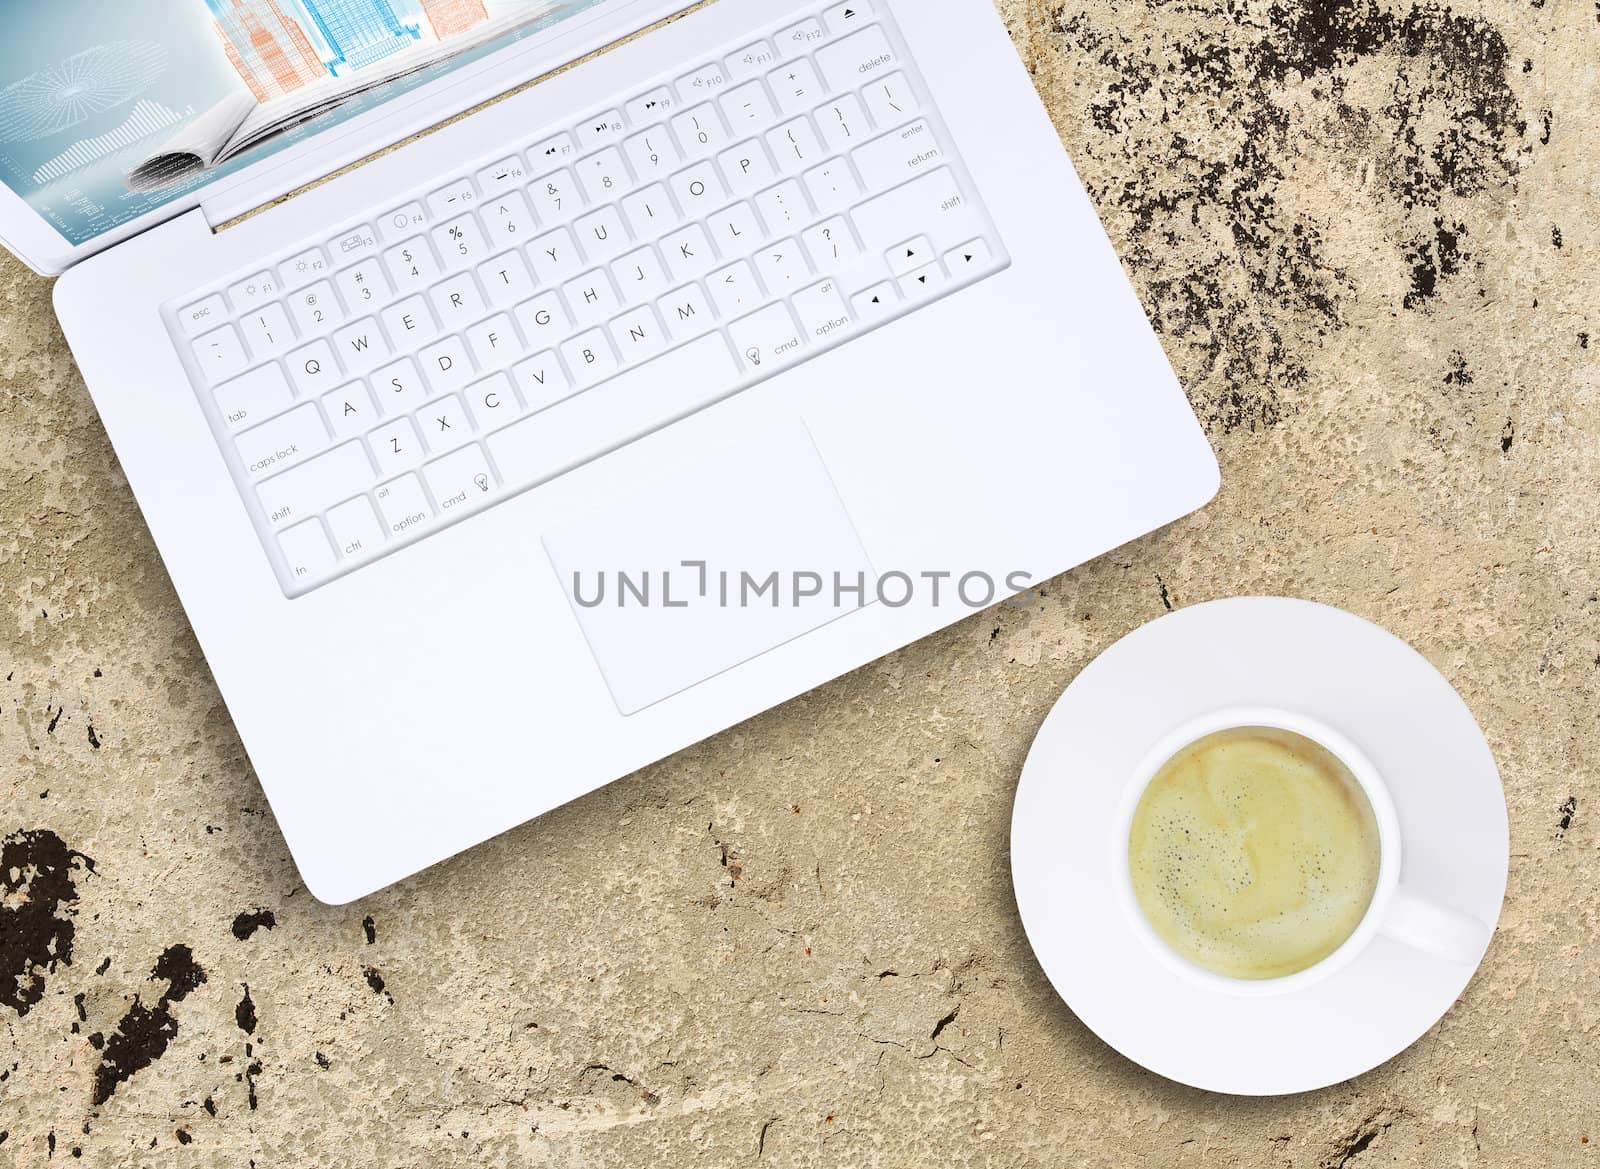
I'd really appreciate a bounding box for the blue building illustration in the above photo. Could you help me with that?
[296,0,421,74]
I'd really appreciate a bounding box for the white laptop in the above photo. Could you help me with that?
[9,0,1217,901]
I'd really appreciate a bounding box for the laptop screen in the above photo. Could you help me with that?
[0,0,613,248]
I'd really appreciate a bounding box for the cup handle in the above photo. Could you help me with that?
[1379,886,1491,964]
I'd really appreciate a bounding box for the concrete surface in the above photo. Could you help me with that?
[2,0,1597,1164]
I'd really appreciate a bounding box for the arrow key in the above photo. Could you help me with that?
[897,261,947,299]
[945,238,994,275]
[887,235,933,276]
[851,281,899,320]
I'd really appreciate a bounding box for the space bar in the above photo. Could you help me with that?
[486,334,741,487]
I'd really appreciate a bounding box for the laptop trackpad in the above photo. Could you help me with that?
[543,424,874,715]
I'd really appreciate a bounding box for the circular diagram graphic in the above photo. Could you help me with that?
[0,41,169,144]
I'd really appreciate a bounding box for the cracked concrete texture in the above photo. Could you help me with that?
[2,0,1598,1163]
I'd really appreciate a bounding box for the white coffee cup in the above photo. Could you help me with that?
[1111,705,1491,997]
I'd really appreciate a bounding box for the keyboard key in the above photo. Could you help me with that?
[278,246,330,287]
[661,223,716,281]
[322,382,378,440]
[708,260,761,316]
[624,87,676,124]
[816,25,899,91]
[237,403,327,479]
[476,155,527,195]
[428,273,486,327]
[574,205,629,262]
[755,180,810,232]
[802,217,861,270]
[419,336,474,394]
[327,496,385,558]
[755,238,809,291]
[240,302,295,357]
[768,59,824,116]
[671,104,730,155]
[576,146,629,202]
[718,141,777,197]
[432,213,489,264]
[426,178,476,217]
[862,71,919,128]
[793,279,854,340]
[227,272,281,313]
[676,62,728,103]
[379,201,428,242]
[719,81,776,135]
[372,357,428,412]
[478,251,535,309]
[528,227,584,283]
[767,117,824,171]
[257,442,372,529]
[576,108,627,152]
[775,19,828,58]
[481,190,534,250]
[381,295,439,348]
[286,280,343,333]
[286,339,341,396]
[332,317,391,372]
[802,158,861,214]
[335,259,389,309]
[215,363,294,431]
[514,291,572,351]
[669,160,726,215]
[511,351,574,413]
[854,120,945,189]
[193,325,250,383]
[560,328,618,388]
[729,302,804,371]
[609,305,667,362]
[466,373,517,425]
[488,334,739,488]
[725,41,777,81]
[383,237,442,292]
[466,313,521,367]
[423,444,497,515]
[816,94,869,152]
[621,183,679,237]
[612,246,671,301]
[563,269,621,328]
[370,417,425,476]
[418,395,472,452]
[279,520,336,583]
[850,167,967,250]
[824,1,873,32]
[177,295,227,337]
[623,127,681,182]
[656,283,715,340]
[374,474,433,538]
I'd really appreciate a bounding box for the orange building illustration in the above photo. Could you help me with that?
[420,0,491,40]
[209,0,328,102]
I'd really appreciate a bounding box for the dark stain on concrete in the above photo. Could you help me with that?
[91,944,207,1105]
[0,830,95,1017]
[230,909,276,941]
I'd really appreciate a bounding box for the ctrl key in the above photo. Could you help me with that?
[375,474,434,539]
[278,520,336,584]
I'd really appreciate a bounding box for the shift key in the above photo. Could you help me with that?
[849,166,968,251]
[256,442,372,528]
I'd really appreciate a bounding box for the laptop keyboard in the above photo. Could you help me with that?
[172,1,1008,596]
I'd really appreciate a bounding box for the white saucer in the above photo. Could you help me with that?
[1011,597,1508,1095]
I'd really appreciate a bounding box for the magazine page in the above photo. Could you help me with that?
[0,0,610,248]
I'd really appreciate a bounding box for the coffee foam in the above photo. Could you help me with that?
[1128,726,1382,980]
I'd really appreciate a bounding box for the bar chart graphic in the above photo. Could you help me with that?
[30,99,189,185]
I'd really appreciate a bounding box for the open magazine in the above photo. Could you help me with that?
[129,6,558,192]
